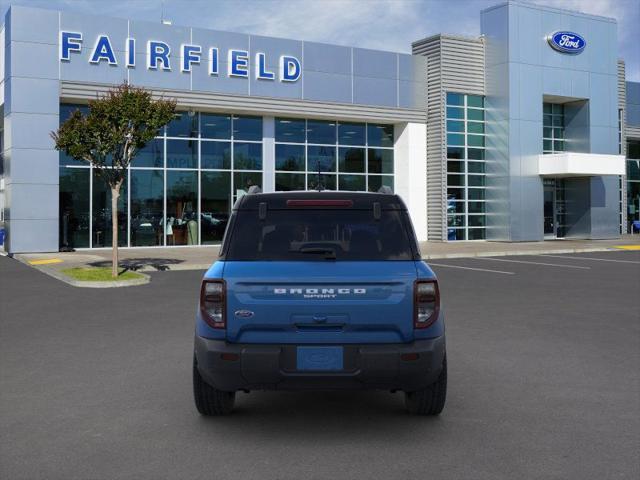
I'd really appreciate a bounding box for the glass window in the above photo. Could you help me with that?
[554,140,564,152]
[308,145,336,172]
[468,228,486,240]
[446,92,464,106]
[368,175,393,193]
[447,147,464,159]
[234,142,262,170]
[628,141,640,159]
[447,120,464,133]
[446,106,464,119]
[234,172,262,199]
[467,95,484,108]
[468,162,485,173]
[338,147,365,173]
[130,169,164,247]
[467,134,485,147]
[467,122,484,134]
[368,148,393,174]
[468,188,485,200]
[92,170,127,247]
[307,120,336,144]
[543,140,553,151]
[367,124,394,147]
[448,228,466,241]
[166,139,197,169]
[275,173,306,191]
[275,118,306,143]
[447,161,464,173]
[59,151,86,167]
[201,141,231,169]
[447,133,465,146]
[447,188,465,201]
[543,103,552,114]
[543,127,553,138]
[135,138,164,168]
[275,144,305,171]
[627,159,640,181]
[468,148,485,160]
[468,215,486,227]
[543,114,553,127]
[468,175,485,187]
[468,201,485,214]
[447,174,465,186]
[307,173,336,191]
[60,103,89,123]
[552,115,563,127]
[59,167,90,249]
[201,171,231,244]
[166,171,198,246]
[233,115,262,141]
[167,111,198,138]
[339,174,366,191]
[467,109,484,121]
[447,201,465,214]
[447,215,465,227]
[338,122,366,146]
[201,113,231,139]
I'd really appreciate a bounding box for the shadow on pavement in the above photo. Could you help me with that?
[89,257,185,271]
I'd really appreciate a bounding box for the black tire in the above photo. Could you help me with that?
[193,356,236,416]
[404,355,447,415]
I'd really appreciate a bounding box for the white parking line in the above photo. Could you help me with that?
[427,263,515,275]
[473,257,591,269]
[540,254,640,265]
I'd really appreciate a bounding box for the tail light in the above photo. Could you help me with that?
[200,279,226,329]
[414,280,440,329]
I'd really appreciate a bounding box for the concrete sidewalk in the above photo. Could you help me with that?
[9,235,640,274]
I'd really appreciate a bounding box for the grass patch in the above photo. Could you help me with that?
[62,267,144,282]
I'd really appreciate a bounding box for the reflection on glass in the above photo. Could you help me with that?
[135,138,163,168]
[307,173,336,191]
[446,93,464,106]
[167,171,198,245]
[307,120,336,144]
[167,139,197,169]
[368,148,394,174]
[92,170,127,247]
[234,172,262,200]
[276,144,305,171]
[167,111,198,138]
[368,175,394,193]
[201,113,231,139]
[201,171,231,244]
[233,115,262,141]
[201,141,231,169]
[339,147,365,173]
[339,174,366,191]
[59,104,90,167]
[307,145,336,172]
[338,122,365,146]
[367,124,394,147]
[275,173,305,191]
[448,229,466,241]
[234,142,262,170]
[275,118,305,143]
[130,170,164,246]
[59,167,90,248]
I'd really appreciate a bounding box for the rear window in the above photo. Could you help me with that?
[225,209,416,261]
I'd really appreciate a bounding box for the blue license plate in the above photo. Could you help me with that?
[296,346,343,371]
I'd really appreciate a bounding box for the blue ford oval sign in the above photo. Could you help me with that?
[547,31,586,54]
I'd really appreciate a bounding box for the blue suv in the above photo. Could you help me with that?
[193,190,446,415]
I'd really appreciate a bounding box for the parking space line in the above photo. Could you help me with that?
[472,257,590,269]
[427,262,515,275]
[540,254,640,265]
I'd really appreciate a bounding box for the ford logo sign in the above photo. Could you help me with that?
[234,310,254,318]
[547,31,586,54]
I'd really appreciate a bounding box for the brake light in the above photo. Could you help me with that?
[200,279,226,329]
[286,199,353,207]
[414,280,440,329]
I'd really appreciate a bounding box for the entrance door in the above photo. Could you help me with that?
[543,178,567,239]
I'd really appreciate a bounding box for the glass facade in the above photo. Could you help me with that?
[627,140,640,233]
[445,92,486,240]
[58,104,263,248]
[543,103,565,154]
[274,118,394,192]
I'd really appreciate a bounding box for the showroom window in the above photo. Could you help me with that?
[627,140,640,233]
[543,103,565,154]
[58,104,262,248]
[274,118,394,192]
[445,92,486,241]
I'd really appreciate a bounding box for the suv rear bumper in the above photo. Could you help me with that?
[194,336,446,392]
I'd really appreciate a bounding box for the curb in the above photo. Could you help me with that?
[422,246,619,260]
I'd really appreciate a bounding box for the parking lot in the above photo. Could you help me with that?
[1,250,639,479]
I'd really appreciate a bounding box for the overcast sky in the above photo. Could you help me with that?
[1,0,638,80]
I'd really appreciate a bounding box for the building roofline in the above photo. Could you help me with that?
[411,33,483,48]
[481,1,616,24]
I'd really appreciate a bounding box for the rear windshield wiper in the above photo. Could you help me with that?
[297,247,337,260]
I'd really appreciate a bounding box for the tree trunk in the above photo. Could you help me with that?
[111,184,121,279]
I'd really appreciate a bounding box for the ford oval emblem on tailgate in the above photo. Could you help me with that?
[234,310,254,318]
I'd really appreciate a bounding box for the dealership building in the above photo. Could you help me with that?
[1,1,639,252]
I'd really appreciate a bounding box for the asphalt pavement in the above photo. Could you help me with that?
[1,251,639,479]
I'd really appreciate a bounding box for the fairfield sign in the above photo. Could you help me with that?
[59,31,302,82]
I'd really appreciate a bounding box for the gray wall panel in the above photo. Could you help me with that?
[303,42,351,75]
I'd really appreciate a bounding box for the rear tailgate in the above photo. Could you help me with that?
[223,261,417,344]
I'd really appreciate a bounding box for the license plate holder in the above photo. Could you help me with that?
[296,346,344,371]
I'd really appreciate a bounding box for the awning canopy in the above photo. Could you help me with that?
[538,152,625,177]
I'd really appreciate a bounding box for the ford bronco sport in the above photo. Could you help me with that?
[193,190,446,415]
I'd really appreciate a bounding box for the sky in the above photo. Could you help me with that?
[1,0,638,80]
